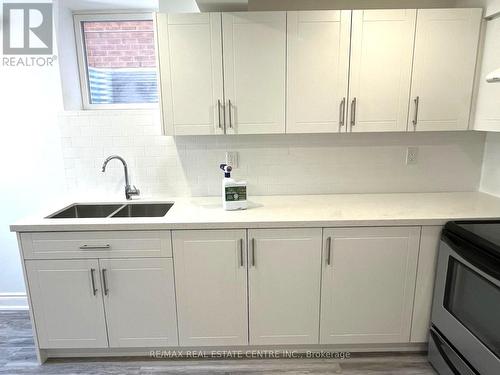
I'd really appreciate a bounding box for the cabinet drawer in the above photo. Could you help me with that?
[21,231,172,259]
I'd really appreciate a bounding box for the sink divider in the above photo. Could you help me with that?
[107,204,128,218]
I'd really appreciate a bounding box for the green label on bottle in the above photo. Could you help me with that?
[225,186,246,201]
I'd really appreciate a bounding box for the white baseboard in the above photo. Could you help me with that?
[0,293,28,310]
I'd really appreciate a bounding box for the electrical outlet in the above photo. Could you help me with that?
[225,151,238,169]
[406,146,418,165]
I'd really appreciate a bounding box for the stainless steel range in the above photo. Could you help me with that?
[429,221,500,375]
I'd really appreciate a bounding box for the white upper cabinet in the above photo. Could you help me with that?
[320,227,420,344]
[222,12,286,134]
[348,10,416,132]
[472,16,500,132]
[286,11,351,133]
[409,9,482,131]
[156,8,481,135]
[157,13,224,135]
[173,230,248,346]
[248,228,322,345]
[100,258,178,348]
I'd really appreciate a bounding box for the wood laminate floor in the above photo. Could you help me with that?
[0,311,437,374]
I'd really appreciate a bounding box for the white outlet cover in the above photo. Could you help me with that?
[225,151,238,169]
[406,147,418,165]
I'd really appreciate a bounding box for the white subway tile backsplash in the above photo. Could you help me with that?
[58,110,486,200]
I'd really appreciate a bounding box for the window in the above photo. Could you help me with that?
[74,13,158,109]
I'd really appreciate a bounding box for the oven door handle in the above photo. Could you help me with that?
[430,328,478,375]
[443,230,500,282]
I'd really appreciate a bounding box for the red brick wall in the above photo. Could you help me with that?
[83,20,156,69]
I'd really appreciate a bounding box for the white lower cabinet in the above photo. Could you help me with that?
[26,257,178,349]
[24,225,432,355]
[172,230,248,346]
[320,227,420,344]
[411,226,442,343]
[26,259,109,349]
[248,228,322,345]
[100,258,178,347]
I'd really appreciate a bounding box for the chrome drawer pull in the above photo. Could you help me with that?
[79,244,111,250]
[326,237,332,266]
[102,269,109,296]
[239,238,244,267]
[217,99,222,129]
[228,100,233,129]
[350,97,357,127]
[339,97,346,127]
[251,238,256,267]
[90,268,97,296]
[412,96,420,127]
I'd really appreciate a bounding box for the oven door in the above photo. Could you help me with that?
[432,239,500,375]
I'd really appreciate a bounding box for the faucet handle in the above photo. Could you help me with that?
[125,185,140,200]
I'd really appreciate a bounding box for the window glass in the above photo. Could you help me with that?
[82,20,158,105]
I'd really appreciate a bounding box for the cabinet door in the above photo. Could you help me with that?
[409,9,481,131]
[26,259,108,349]
[157,13,224,135]
[173,230,248,346]
[287,10,351,133]
[348,9,416,133]
[100,258,178,348]
[472,16,500,131]
[222,12,286,134]
[411,226,442,343]
[320,227,420,344]
[248,228,322,345]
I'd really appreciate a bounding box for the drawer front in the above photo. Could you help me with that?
[21,231,172,259]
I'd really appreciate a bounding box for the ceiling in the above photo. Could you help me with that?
[195,0,248,11]
[61,0,248,12]
[61,0,160,11]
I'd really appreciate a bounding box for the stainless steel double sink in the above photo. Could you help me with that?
[47,203,173,219]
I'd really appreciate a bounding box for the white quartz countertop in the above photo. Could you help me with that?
[10,192,500,232]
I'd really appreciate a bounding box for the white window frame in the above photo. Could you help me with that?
[73,12,159,110]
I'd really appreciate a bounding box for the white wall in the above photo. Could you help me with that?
[458,0,500,197]
[0,0,66,309]
[55,0,163,111]
[59,111,486,199]
[480,133,500,196]
[456,0,500,17]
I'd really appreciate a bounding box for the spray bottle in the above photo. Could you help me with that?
[220,164,247,210]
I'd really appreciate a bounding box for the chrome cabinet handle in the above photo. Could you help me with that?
[339,97,346,127]
[228,100,233,129]
[326,237,332,266]
[350,97,357,127]
[102,269,109,296]
[239,238,244,267]
[90,268,97,296]
[79,244,110,250]
[412,96,419,127]
[217,99,222,129]
[251,238,255,267]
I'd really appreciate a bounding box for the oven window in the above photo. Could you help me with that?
[444,257,500,358]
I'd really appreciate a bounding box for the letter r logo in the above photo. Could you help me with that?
[3,3,53,55]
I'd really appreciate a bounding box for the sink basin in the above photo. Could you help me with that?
[111,203,173,218]
[48,204,123,219]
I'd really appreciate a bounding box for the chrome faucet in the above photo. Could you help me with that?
[101,155,140,200]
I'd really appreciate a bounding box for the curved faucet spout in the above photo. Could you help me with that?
[102,155,129,186]
[101,155,140,200]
